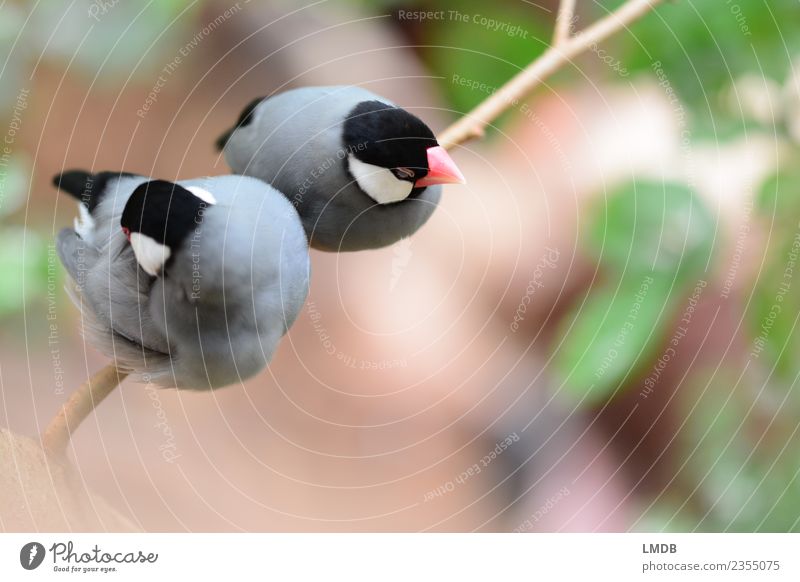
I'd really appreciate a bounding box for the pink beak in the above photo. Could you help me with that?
[415,146,466,187]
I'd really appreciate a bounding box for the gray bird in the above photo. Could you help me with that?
[216,86,465,252]
[53,170,309,389]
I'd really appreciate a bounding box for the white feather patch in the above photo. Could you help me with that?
[129,232,171,276]
[185,186,217,205]
[347,154,413,205]
[74,204,96,242]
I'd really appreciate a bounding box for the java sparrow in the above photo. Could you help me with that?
[216,86,466,251]
[53,170,310,389]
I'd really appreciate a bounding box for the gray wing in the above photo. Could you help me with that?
[59,213,176,385]
[60,254,175,385]
[56,172,213,387]
[83,235,171,355]
[66,276,173,383]
[56,227,100,284]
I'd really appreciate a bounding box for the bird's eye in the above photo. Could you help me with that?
[121,226,131,241]
[392,167,415,180]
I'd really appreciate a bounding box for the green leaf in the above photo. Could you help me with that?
[588,180,715,283]
[614,0,800,134]
[554,180,714,404]
[680,380,800,532]
[0,156,30,218]
[422,1,550,120]
[0,226,49,317]
[633,501,700,533]
[756,167,800,221]
[750,163,800,381]
[749,237,800,381]
[554,273,674,405]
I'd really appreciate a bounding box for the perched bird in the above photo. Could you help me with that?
[54,170,310,389]
[216,86,465,251]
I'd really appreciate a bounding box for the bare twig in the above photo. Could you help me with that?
[439,0,664,150]
[553,0,577,46]
[42,364,128,457]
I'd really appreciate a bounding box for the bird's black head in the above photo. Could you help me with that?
[120,180,211,276]
[343,100,436,182]
[342,100,464,205]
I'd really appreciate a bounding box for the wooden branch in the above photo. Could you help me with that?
[553,0,577,46]
[439,0,664,150]
[42,364,128,457]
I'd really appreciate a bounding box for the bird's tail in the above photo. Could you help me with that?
[52,170,94,201]
[215,95,264,151]
[215,128,235,151]
[52,170,136,213]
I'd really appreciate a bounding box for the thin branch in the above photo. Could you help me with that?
[439,0,664,150]
[553,0,577,46]
[42,364,128,457]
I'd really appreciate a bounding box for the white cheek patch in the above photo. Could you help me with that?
[129,232,172,276]
[347,154,414,205]
[185,186,217,205]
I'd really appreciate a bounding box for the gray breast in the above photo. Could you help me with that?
[147,175,310,388]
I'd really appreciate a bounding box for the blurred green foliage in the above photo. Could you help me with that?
[588,181,715,280]
[0,1,198,111]
[29,1,197,81]
[424,0,549,114]
[0,226,51,318]
[347,0,551,119]
[698,395,800,532]
[608,0,800,534]
[615,0,800,134]
[554,272,673,404]
[373,0,800,138]
[640,369,800,532]
[0,1,201,319]
[0,154,53,318]
[0,156,29,219]
[749,167,800,382]
[554,181,715,404]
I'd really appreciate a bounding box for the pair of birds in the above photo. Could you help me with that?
[55,86,465,389]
